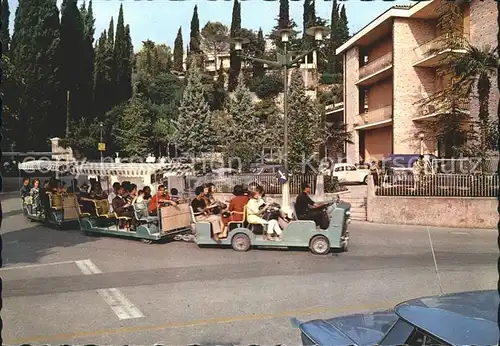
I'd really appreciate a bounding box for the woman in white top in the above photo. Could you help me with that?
[245,185,283,241]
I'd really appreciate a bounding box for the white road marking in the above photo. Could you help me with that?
[0,260,77,271]
[74,259,144,320]
[75,259,103,275]
[450,231,470,235]
[97,288,145,320]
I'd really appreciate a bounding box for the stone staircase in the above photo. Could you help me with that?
[342,196,367,221]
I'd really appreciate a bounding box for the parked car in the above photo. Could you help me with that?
[331,163,370,184]
[293,289,498,346]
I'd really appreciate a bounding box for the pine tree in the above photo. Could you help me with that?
[10,0,65,150]
[79,0,95,120]
[174,57,213,155]
[228,73,262,143]
[0,0,10,54]
[287,69,320,173]
[189,5,201,54]
[60,0,85,128]
[173,27,184,72]
[253,28,266,80]
[228,0,241,92]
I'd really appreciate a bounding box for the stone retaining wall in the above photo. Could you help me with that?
[366,176,497,229]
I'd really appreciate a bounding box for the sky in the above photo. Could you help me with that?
[8,0,414,52]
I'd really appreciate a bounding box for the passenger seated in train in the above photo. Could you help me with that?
[107,182,121,213]
[112,185,136,229]
[206,183,226,215]
[126,184,138,204]
[191,185,224,240]
[78,182,95,215]
[29,179,42,214]
[246,186,284,241]
[20,177,31,200]
[142,186,152,202]
[148,185,175,216]
[220,185,250,239]
[89,180,107,200]
[170,188,180,202]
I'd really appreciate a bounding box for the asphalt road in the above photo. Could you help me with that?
[1,193,497,345]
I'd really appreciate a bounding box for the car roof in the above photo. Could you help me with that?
[394,289,498,345]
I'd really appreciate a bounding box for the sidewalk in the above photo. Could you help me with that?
[351,219,497,232]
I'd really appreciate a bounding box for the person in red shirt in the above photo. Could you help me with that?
[148,185,175,215]
[220,185,250,239]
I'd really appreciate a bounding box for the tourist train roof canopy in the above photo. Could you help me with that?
[18,160,194,177]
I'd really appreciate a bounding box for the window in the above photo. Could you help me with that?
[334,166,344,172]
[405,328,448,346]
[345,165,357,171]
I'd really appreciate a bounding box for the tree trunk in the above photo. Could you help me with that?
[477,73,490,172]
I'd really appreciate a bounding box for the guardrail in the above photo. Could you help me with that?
[356,105,392,126]
[375,173,498,197]
[413,32,469,63]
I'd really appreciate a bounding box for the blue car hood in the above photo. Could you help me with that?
[298,310,398,346]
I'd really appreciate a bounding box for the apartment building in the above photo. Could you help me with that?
[336,0,499,163]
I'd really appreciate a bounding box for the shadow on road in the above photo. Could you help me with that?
[2,223,99,266]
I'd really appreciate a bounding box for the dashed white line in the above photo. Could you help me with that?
[74,259,144,320]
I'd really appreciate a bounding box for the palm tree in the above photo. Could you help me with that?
[450,45,498,154]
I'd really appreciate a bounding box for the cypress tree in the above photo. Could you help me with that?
[105,17,116,107]
[189,5,201,54]
[303,0,316,48]
[278,0,290,30]
[79,0,95,120]
[114,4,129,104]
[253,28,266,80]
[173,26,184,72]
[124,24,133,100]
[228,0,241,92]
[327,0,339,74]
[93,30,108,120]
[60,0,85,127]
[10,0,65,150]
[339,5,349,43]
[0,0,10,54]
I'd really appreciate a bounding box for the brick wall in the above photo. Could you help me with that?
[367,36,393,61]
[393,18,437,155]
[344,47,360,163]
[469,0,499,139]
[367,77,393,109]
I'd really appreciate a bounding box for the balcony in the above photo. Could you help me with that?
[354,105,393,130]
[356,52,393,86]
[413,33,469,68]
[413,98,470,121]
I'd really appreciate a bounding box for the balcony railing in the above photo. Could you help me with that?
[413,32,469,64]
[356,105,392,127]
[358,52,393,80]
[415,98,470,118]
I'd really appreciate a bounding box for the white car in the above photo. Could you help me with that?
[332,163,370,184]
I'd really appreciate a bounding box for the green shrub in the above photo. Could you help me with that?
[319,72,342,85]
[255,73,284,99]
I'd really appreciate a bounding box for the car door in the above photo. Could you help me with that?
[333,165,346,182]
[344,164,359,183]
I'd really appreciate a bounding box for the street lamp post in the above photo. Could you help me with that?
[99,122,104,163]
[229,26,328,213]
